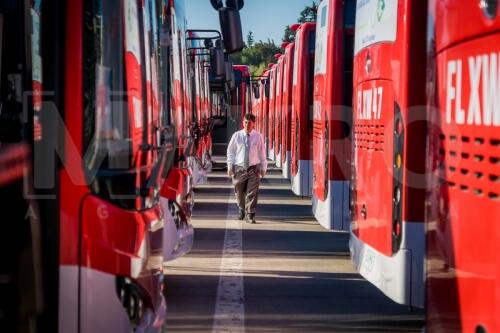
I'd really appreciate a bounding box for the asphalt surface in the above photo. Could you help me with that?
[164,163,424,332]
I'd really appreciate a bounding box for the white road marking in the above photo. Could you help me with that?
[212,201,245,332]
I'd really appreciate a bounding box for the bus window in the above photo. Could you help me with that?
[83,0,137,209]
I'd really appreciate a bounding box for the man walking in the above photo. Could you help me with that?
[227,113,267,223]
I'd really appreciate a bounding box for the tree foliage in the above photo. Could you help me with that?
[231,2,318,77]
[281,1,318,43]
[246,31,255,47]
[231,39,280,77]
[298,1,318,23]
[282,25,295,43]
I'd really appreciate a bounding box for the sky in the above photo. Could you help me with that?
[185,0,318,45]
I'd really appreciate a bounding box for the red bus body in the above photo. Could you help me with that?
[251,78,261,126]
[291,22,316,196]
[311,0,354,231]
[350,0,427,307]
[0,0,201,330]
[267,64,277,160]
[280,42,295,179]
[159,0,195,263]
[274,55,285,167]
[188,37,213,187]
[426,0,500,331]
[259,71,270,151]
[231,65,252,132]
[59,1,175,330]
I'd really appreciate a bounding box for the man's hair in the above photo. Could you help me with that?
[244,113,256,122]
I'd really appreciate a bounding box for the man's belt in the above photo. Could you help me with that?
[235,164,259,171]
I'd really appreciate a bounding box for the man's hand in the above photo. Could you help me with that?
[227,168,234,178]
[260,170,266,178]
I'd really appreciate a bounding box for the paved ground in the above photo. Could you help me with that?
[164,163,424,332]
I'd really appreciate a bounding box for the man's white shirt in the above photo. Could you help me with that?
[227,129,268,172]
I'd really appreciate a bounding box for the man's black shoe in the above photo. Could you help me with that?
[237,209,245,220]
[246,214,256,224]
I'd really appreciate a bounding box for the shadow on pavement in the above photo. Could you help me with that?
[165,271,424,332]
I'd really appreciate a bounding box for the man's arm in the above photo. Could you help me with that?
[226,133,237,177]
[259,133,267,177]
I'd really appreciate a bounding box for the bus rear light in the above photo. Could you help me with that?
[395,153,402,169]
[393,220,401,236]
[393,186,401,204]
[395,118,403,136]
[392,103,403,253]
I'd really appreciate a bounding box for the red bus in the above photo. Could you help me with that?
[280,42,295,179]
[426,0,500,330]
[267,64,277,160]
[311,0,355,231]
[228,65,251,135]
[350,0,427,308]
[274,55,285,168]
[0,0,243,331]
[251,77,261,125]
[187,35,214,187]
[290,22,316,196]
[259,71,270,147]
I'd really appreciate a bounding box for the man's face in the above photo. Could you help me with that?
[243,119,255,133]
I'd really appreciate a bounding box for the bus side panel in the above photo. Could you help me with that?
[426,1,500,328]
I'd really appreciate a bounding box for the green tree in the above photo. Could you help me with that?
[246,31,255,47]
[282,25,295,43]
[298,1,318,23]
[280,2,318,46]
[230,40,281,77]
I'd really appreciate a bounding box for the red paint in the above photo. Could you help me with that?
[281,42,295,163]
[426,0,500,331]
[291,22,316,177]
[267,65,277,152]
[312,0,353,202]
[274,56,284,158]
[352,0,427,254]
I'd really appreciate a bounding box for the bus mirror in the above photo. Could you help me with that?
[210,45,225,77]
[210,0,223,10]
[219,7,244,54]
[264,80,270,98]
[225,0,244,9]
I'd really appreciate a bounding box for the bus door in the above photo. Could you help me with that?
[291,22,316,196]
[426,0,500,331]
[350,0,427,308]
[312,0,355,231]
